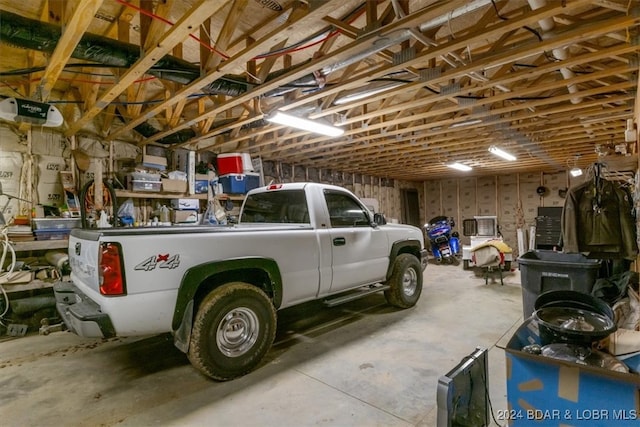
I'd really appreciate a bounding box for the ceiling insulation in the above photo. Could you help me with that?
[0,0,638,180]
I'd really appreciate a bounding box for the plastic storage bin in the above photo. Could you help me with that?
[518,250,601,318]
[129,171,160,181]
[34,230,70,240]
[130,180,161,192]
[32,217,81,230]
[245,172,260,192]
[194,179,209,194]
[220,173,246,194]
[217,153,243,175]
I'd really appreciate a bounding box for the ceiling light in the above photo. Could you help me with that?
[488,146,516,161]
[570,168,583,177]
[266,111,344,137]
[450,119,482,128]
[447,162,472,171]
[333,81,405,105]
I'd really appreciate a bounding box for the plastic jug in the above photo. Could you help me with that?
[159,205,170,225]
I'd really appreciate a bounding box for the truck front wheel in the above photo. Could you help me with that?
[384,254,423,308]
[188,282,276,381]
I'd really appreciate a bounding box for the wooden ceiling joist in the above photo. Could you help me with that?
[64,0,229,137]
[0,0,637,180]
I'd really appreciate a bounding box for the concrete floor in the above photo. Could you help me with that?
[0,261,524,426]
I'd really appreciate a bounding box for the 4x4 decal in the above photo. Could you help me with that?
[134,254,180,271]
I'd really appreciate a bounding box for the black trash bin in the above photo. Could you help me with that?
[518,250,601,318]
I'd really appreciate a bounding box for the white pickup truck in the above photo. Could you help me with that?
[54,182,427,380]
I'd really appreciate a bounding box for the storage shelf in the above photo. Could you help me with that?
[2,279,54,293]
[11,240,69,252]
[217,194,245,201]
[115,190,246,202]
[115,190,208,199]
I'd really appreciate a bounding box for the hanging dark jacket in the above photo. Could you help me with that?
[561,179,637,260]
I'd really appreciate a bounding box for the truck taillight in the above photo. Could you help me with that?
[100,243,125,296]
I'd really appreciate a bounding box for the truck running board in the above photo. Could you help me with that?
[323,284,390,307]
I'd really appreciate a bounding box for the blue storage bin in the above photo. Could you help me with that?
[245,173,260,192]
[220,173,246,194]
[505,318,640,426]
[194,179,209,194]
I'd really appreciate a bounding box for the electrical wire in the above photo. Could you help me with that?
[483,364,505,427]
[253,33,332,59]
[114,0,365,62]
[0,225,16,323]
[0,72,158,92]
[43,93,208,106]
[0,63,117,77]
[254,5,365,59]
[490,0,559,63]
[113,0,230,60]
[0,82,25,98]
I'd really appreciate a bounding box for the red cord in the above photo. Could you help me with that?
[114,0,364,62]
[114,0,230,60]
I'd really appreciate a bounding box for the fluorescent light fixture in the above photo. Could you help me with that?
[570,167,583,177]
[450,119,482,128]
[488,146,517,161]
[447,162,472,171]
[266,111,344,137]
[334,81,404,105]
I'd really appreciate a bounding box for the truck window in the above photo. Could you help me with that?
[242,190,310,224]
[324,191,370,228]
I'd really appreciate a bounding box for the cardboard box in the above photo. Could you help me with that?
[170,198,199,210]
[607,328,640,373]
[162,179,187,193]
[504,319,640,426]
[142,153,168,168]
[172,209,198,224]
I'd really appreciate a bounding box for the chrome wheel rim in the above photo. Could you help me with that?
[402,267,418,297]
[216,307,260,357]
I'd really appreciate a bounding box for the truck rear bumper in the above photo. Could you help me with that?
[53,281,116,338]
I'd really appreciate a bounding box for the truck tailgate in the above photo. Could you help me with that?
[68,230,102,293]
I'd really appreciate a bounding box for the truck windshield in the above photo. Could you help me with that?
[241,189,310,224]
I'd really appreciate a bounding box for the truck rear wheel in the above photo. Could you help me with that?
[188,282,276,381]
[384,254,422,308]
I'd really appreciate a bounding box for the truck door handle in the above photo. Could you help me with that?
[333,237,346,246]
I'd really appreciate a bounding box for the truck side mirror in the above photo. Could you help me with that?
[373,213,386,225]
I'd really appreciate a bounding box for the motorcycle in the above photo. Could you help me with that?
[424,216,460,264]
